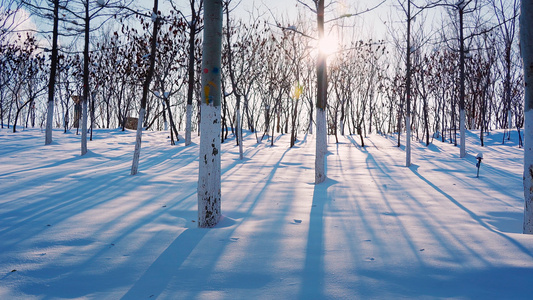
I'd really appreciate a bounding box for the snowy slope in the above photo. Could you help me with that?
[1,128,532,299]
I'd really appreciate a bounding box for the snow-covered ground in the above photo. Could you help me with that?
[1,127,532,299]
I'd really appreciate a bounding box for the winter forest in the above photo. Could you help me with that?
[2,0,533,298]
[1,0,525,152]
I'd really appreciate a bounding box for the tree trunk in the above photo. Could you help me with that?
[81,1,90,156]
[315,0,327,184]
[165,97,179,145]
[459,5,466,158]
[308,102,314,135]
[237,108,243,159]
[225,3,243,159]
[198,0,223,228]
[185,104,193,144]
[131,0,160,175]
[397,96,403,147]
[13,98,34,133]
[405,0,412,166]
[521,0,533,234]
[45,0,59,145]
[90,91,95,141]
[290,97,299,148]
[185,6,198,146]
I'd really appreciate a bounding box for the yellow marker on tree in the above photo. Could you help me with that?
[204,81,217,104]
[292,82,303,100]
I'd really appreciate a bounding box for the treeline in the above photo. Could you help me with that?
[0,0,523,148]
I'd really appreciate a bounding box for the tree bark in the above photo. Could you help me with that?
[45,0,59,145]
[521,0,533,234]
[185,0,201,146]
[224,3,243,159]
[405,0,412,167]
[459,5,466,158]
[81,0,90,156]
[131,0,160,175]
[315,0,327,184]
[198,0,223,228]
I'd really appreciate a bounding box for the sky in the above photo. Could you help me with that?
[138,0,394,38]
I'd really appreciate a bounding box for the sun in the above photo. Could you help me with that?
[318,35,339,56]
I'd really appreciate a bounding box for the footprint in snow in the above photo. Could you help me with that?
[293,219,302,224]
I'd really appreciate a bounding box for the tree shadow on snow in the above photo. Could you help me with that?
[299,178,338,299]
[410,164,533,258]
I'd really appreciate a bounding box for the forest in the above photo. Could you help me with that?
[0,0,523,149]
[3,1,533,298]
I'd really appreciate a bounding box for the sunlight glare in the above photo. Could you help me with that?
[318,35,339,56]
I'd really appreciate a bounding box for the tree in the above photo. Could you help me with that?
[492,0,520,143]
[173,0,203,146]
[223,4,268,157]
[1,1,23,42]
[12,38,47,132]
[394,0,440,165]
[404,0,413,166]
[224,0,244,159]
[315,0,327,183]
[198,0,223,227]
[149,10,189,144]
[441,0,483,157]
[130,0,160,175]
[53,0,127,154]
[19,0,60,143]
[522,0,533,234]
[456,0,470,158]
[45,0,58,145]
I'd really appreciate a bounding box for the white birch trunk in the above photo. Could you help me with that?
[315,0,327,184]
[198,0,223,228]
[315,108,327,184]
[129,0,159,174]
[524,110,533,234]
[521,0,533,234]
[406,115,411,167]
[131,108,145,175]
[339,119,344,136]
[185,104,192,145]
[237,108,243,160]
[45,100,54,145]
[460,109,466,158]
[81,99,88,156]
[198,105,221,227]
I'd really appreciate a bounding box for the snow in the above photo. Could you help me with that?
[1,127,532,299]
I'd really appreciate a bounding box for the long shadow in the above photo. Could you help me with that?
[120,228,208,299]
[7,173,203,298]
[344,135,495,266]
[410,165,533,258]
[345,135,436,263]
[299,178,337,299]
[227,146,292,213]
[358,265,533,299]
[121,143,297,299]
